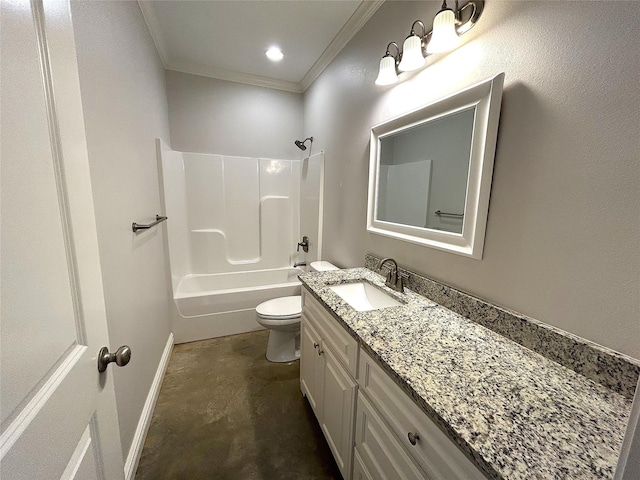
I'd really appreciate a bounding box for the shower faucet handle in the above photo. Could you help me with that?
[297,236,309,253]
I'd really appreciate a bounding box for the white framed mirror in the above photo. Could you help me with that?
[367,73,505,259]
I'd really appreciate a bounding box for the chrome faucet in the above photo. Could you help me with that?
[376,257,405,293]
[294,261,307,268]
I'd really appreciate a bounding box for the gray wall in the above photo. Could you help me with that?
[71,0,173,459]
[166,70,303,158]
[304,1,640,359]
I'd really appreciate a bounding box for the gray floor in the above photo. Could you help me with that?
[135,330,341,480]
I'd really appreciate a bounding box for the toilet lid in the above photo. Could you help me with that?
[256,296,302,319]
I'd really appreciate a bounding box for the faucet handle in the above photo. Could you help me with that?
[297,236,309,253]
[396,272,408,292]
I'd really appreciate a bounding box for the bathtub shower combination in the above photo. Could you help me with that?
[157,140,324,343]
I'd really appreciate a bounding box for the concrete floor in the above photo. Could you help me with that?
[135,330,342,480]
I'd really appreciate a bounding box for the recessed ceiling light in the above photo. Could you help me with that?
[266,47,284,62]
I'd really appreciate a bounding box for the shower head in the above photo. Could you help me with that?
[294,137,313,151]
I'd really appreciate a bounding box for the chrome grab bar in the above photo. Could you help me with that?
[434,210,464,218]
[132,214,168,233]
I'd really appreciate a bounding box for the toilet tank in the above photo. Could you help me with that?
[310,261,339,272]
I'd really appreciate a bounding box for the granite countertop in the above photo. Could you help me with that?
[299,268,633,480]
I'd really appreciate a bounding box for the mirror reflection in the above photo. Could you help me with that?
[376,107,475,234]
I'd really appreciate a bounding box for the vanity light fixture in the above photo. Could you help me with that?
[375,0,484,84]
[375,42,400,85]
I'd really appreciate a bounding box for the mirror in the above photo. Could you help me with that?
[367,73,504,259]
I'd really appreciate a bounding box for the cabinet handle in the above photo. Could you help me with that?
[317,349,324,356]
[408,432,420,446]
[313,342,319,349]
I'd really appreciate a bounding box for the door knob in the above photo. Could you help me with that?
[98,345,131,373]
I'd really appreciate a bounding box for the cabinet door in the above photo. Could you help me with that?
[320,342,357,480]
[300,317,322,414]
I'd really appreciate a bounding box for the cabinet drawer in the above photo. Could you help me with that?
[359,350,486,480]
[355,393,428,480]
[302,289,359,376]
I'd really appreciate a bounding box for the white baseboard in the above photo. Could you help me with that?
[124,332,174,480]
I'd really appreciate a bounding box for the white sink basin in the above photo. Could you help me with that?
[329,282,402,312]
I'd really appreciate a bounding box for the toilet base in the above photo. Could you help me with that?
[265,329,300,363]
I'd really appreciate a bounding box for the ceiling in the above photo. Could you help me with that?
[138,1,385,93]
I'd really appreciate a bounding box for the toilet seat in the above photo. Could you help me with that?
[256,316,300,328]
[256,295,302,320]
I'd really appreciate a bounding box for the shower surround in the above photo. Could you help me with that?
[157,140,323,343]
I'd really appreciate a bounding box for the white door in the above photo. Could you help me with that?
[1,1,125,479]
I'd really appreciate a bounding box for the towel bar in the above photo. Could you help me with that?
[132,215,167,233]
[434,210,464,218]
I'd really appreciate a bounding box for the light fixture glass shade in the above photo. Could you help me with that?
[375,55,398,86]
[427,8,459,54]
[398,35,425,72]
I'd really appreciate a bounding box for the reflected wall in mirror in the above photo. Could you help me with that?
[377,107,475,233]
[368,73,505,259]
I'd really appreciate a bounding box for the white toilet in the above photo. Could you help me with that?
[256,261,338,362]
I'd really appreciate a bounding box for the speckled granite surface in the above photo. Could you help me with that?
[299,267,635,480]
[365,254,640,400]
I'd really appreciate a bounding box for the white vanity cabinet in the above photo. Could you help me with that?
[300,290,358,480]
[301,287,486,480]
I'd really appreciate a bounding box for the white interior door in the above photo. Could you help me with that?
[1,1,124,478]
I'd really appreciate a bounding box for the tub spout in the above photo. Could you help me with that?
[294,261,307,268]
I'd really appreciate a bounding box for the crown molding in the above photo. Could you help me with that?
[300,0,385,91]
[137,0,169,67]
[167,62,303,94]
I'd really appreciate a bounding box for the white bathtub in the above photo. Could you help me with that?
[171,267,303,343]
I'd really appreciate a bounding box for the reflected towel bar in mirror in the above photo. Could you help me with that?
[132,214,168,233]
[434,210,464,218]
